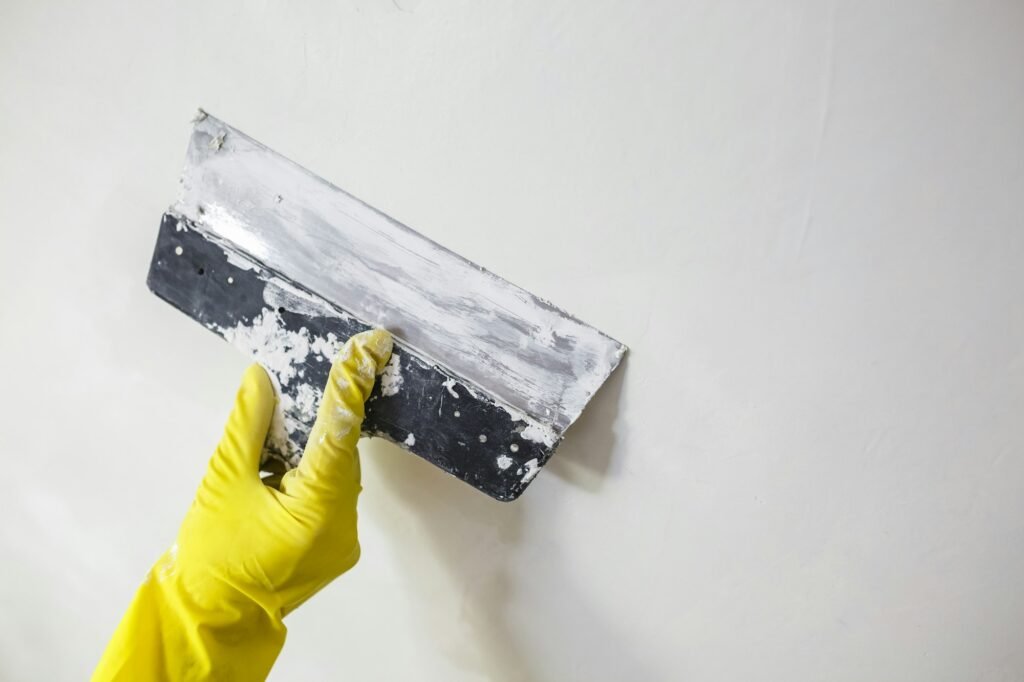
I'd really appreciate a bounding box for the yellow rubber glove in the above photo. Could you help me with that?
[93,329,393,681]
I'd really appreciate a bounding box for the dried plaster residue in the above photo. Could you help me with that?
[380,353,403,396]
[215,306,340,466]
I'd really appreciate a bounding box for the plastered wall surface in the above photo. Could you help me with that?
[2,1,1022,680]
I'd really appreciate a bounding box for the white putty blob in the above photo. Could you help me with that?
[521,458,540,483]
[311,332,342,362]
[496,455,513,470]
[358,355,376,380]
[380,353,403,396]
[442,377,460,398]
[478,434,487,443]
[404,433,416,447]
[519,422,558,447]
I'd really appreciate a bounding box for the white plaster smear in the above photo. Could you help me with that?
[380,353,403,396]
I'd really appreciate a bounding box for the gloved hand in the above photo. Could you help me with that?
[94,329,393,681]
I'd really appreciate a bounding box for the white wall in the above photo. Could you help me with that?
[2,1,1023,680]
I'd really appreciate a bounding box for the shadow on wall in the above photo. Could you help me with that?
[544,355,629,493]
[366,359,654,681]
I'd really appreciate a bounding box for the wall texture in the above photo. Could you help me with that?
[2,1,1022,680]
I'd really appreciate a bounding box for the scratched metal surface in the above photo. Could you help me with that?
[177,114,627,434]
[148,114,626,500]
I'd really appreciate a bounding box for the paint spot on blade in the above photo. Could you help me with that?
[311,333,341,361]
[520,422,557,447]
[218,308,311,386]
[521,458,540,483]
[442,378,460,398]
[381,353,403,396]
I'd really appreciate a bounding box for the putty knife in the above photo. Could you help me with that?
[147,112,626,500]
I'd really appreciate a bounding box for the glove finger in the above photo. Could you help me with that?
[289,329,392,500]
[208,363,276,486]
